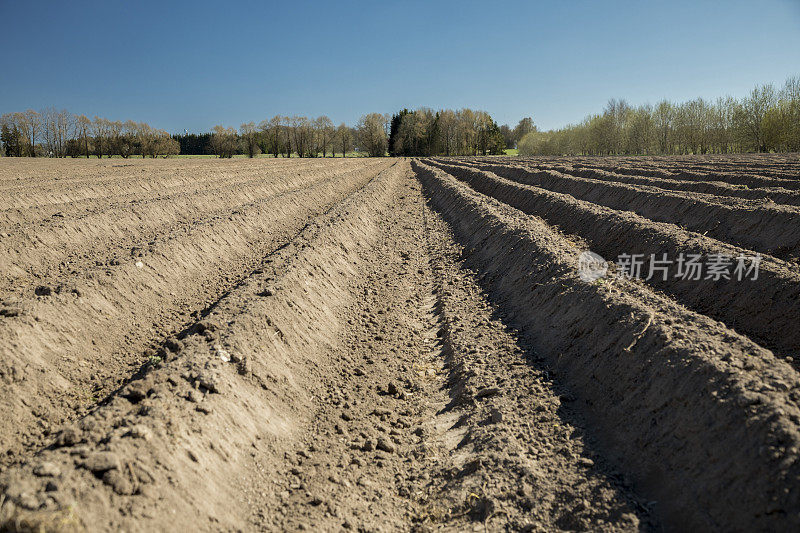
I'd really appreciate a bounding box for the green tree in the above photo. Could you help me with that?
[513,117,535,145]
[1,122,22,156]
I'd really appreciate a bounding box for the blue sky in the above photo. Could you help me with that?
[1,0,798,132]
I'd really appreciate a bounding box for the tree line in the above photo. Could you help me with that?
[387,108,518,157]
[0,109,393,159]
[519,75,800,156]
[0,109,179,158]
[8,74,796,160]
[173,113,389,158]
[0,107,533,159]
[193,110,532,159]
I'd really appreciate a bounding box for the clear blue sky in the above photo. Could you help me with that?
[1,0,798,132]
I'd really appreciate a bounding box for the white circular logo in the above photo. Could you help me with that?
[577,251,608,282]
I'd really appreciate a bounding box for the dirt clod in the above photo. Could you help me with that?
[376,438,395,453]
[103,470,134,495]
[32,462,61,477]
[54,427,81,447]
[34,286,52,296]
[82,452,120,474]
[474,387,501,399]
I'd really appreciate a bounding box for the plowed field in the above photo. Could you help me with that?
[1,155,799,531]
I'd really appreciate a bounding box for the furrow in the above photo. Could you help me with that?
[442,159,800,261]
[413,159,800,531]
[0,160,402,531]
[0,160,391,470]
[518,161,800,206]
[0,159,337,223]
[424,159,800,361]
[0,161,387,295]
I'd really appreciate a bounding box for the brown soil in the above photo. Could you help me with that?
[517,161,800,206]
[1,155,799,531]
[424,159,800,361]
[448,159,800,261]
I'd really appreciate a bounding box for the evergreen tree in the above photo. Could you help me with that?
[1,123,21,156]
[388,109,412,156]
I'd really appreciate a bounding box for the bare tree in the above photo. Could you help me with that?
[306,117,319,157]
[289,116,310,157]
[41,108,75,157]
[138,123,155,157]
[336,123,351,157]
[57,109,75,157]
[153,130,180,157]
[42,107,58,156]
[91,116,110,158]
[210,125,238,157]
[117,120,138,157]
[356,113,388,157]
[281,116,292,157]
[75,115,91,157]
[314,116,334,157]
[259,115,284,157]
[240,122,260,158]
[20,110,41,156]
[107,120,123,157]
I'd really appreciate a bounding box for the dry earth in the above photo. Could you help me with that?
[0,155,799,531]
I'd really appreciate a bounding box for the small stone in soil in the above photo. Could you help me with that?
[376,438,395,453]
